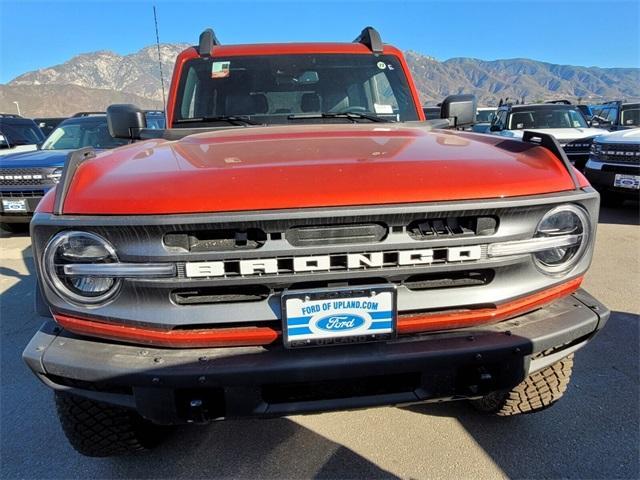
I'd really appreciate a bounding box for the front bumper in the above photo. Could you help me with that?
[584,161,640,197]
[23,289,609,424]
[0,189,46,223]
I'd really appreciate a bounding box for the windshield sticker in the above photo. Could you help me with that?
[211,61,230,79]
[376,61,386,70]
[374,103,393,114]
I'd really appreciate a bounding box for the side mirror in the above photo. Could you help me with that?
[590,120,600,127]
[489,124,502,132]
[0,134,9,149]
[107,104,147,139]
[440,94,477,127]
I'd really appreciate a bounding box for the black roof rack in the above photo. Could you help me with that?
[72,112,105,117]
[522,131,580,190]
[354,26,383,54]
[198,28,221,57]
[0,113,23,118]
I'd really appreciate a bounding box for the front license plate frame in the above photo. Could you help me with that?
[281,285,397,349]
[614,174,640,190]
[1,198,27,212]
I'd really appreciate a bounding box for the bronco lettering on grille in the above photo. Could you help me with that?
[184,246,482,278]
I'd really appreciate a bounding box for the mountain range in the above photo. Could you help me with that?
[1,43,638,117]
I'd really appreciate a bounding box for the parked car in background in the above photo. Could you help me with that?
[0,114,128,231]
[591,101,640,131]
[576,105,593,120]
[472,107,497,133]
[422,106,440,120]
[34,117,67,137]
[0,114,45,156]
[145,110,166,129]
[584,128,640,205]
[488,102,608,169]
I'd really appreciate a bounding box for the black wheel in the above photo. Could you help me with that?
[0,222,28,233]
[471,354,574,416]
[54,392,167,457]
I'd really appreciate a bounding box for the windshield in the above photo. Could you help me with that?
[508,107,588,129]
[476,109,496,123]
[41,120,128,150]
[0,121,44,146]
[174,54,419,125]
[621,108,640,127]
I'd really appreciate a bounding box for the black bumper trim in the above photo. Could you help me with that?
[23,289,609,424]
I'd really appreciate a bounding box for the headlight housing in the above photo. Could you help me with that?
[533,205,590,275]
[43,231,121,306]
[47,167,63,184]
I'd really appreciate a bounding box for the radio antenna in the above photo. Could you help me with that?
[153,6,167,123]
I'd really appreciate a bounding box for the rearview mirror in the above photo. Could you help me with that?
[440,94,477,127]
[107,104,147,139]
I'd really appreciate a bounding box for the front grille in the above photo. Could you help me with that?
[170,270,494,305]
[0,190,45,198]
[602,164,640,175]
[32,193,600,331]
[596,143,640,165]
[0,168,57,186]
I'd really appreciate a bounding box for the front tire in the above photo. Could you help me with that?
[471,354,574,416]
[54,392,166,457]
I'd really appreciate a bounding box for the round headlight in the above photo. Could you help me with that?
[43,231,121,305]
[533,205,590,275]
[47,168,63,184]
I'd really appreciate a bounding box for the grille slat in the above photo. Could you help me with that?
[0,189,45,198]
[0,168,58,186]
[596,142,640,165]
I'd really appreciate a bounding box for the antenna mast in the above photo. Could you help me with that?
[153,6,167,123]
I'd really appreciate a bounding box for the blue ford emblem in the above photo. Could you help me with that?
[315,314,365,332]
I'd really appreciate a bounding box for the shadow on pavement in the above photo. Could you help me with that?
[404,309,640,480]
[1,244,397,480]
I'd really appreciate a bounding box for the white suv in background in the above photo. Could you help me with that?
[488,102,608,169]
[584,128,640,205]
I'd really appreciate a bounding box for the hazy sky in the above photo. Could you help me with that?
[1,0,638,83]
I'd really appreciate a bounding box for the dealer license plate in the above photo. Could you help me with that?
[1,199,27,212]
[614,174,640,190]
[282,285,396,348]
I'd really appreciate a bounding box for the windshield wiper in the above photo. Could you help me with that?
[288,112,394,123]
[174,116,262,126]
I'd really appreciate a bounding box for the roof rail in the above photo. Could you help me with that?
[522,130,580,190]
[354,26,383,54]
[71,112,105,117]
[53,147,96,215]
[198,28,221,57]
[0,113,23,118]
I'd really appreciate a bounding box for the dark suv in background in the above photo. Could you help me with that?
[0,114,128,231]
[0,114,45,156]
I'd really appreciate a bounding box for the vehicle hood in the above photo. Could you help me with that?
[504,128,609,142]
[0,149,71,168]
[594,127,640,144]
[0,144,38,157]
[50,124,579,215]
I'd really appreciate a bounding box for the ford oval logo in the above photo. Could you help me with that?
[315,314,366,332]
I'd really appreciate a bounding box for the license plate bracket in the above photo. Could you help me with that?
[281,285,397,349]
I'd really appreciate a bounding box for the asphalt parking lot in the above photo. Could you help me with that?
[1,203,638,479]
